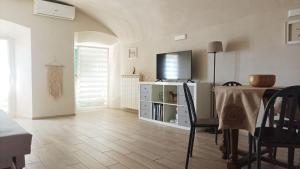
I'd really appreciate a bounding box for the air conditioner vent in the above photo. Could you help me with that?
[43,0,73,6]
[33,0,76,20]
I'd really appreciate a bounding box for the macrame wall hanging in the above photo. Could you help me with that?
[46,64,64,98]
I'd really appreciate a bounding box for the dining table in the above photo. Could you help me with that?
[214,85,300,169]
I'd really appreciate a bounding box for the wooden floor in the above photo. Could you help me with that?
[15,109,296,169]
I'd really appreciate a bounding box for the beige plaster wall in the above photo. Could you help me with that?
[0,0,114,118]
[118,1,300,87]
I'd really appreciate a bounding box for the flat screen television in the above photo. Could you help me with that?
[156,50,192,80]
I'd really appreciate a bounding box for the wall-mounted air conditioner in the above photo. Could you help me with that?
[288,8,300,18]
[33,0,75,20]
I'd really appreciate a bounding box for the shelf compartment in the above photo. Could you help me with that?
[164,85,178,104]
[163,105,177,124]
[151,85,163,102]
[152,103,163,121]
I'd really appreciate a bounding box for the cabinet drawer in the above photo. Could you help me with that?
[140,101,151,110]
[140,85,151,101]
[140,109,152,119]
[177,106,189,116]
[140,102,152,119]
[178,96,187,106]
[140,92,151,101]
[178,114,190,127]
[140,85,151,93]
[178,85,194,96]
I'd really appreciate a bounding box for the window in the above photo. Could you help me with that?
[75,46,109,112]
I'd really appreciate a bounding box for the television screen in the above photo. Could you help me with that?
[156,50,192,80]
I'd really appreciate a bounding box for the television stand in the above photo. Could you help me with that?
[138,81,211,129]
[155,79,163,82]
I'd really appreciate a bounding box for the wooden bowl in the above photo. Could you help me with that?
[249,75,276,87]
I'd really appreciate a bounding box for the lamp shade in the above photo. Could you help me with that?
[207,41,223,53]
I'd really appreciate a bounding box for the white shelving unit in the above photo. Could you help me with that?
[139,82,211,129]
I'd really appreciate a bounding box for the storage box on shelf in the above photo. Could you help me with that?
[139,82,211,129]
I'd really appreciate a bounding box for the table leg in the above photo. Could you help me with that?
[220,129,230,159]
[227,129,240,169]
[221,130,227,159]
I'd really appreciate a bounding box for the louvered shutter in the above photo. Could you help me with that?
[76,46,109,111]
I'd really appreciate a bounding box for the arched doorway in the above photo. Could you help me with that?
[74,31,118,113]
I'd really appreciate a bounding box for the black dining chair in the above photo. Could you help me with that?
[248,89,279,169]
[262,89,280,107]
[248,86,300,169]
[183,83,219,169]
[223,81,242,87]
[222,81,242,159]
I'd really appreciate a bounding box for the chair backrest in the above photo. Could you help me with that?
[222,81,242,87]
[259,86,300,139]
[183,83,197,126]
[262,89,279,107]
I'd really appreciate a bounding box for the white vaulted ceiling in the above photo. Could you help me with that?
[60,0,300,42]
[58,0,249,42]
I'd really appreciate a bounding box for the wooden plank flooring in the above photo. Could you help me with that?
[14,109,298,169]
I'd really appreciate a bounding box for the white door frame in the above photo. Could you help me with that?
[75,45,110,112]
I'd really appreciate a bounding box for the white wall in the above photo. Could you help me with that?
[0,0,115,118]
[75,31,118,46]
[53,0,300,110]
[117,1,300,87]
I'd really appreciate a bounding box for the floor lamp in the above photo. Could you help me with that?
[207,41,223,118]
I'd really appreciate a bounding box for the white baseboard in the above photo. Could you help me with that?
[32,113,75,120]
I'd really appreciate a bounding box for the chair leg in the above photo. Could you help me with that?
[190,127,196,157]
[248,133,253,169]
[228,129,231,156]
[288,147,295,169]
[223,129,229,159]
[273,147,277,160]
[256,140,262,169]
[215,127,218,145]
[253,137,256,153]
[185,127,194,169]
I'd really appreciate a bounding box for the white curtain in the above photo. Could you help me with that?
[108,42,121,108]
[0,39,10,113]
[0,39,17,117]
